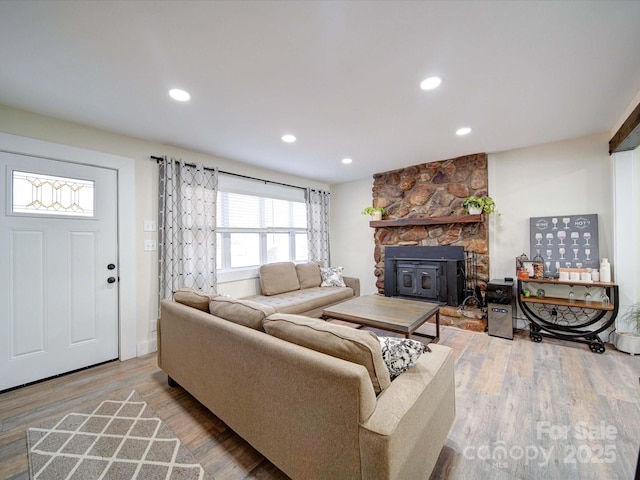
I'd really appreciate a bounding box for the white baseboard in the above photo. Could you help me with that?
[137,338,157,356]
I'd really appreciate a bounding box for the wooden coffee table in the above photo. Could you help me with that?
[322,295,440,342]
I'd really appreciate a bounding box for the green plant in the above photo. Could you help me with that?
[361,206,386,216]
[462,195,497,215]
[620,303,640,334]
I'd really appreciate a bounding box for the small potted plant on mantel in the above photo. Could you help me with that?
[611,303,640,355]
[361,206,386,221]
[462,195,497,215]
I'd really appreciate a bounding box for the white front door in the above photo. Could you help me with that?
[0,152,119,391]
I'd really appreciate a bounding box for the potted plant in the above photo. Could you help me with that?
[462,195,497,215]
[361,206,386,221]
[611,302,640,355]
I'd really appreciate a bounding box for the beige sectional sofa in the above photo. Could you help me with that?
[158,281,456,480]
[242,261,360,317]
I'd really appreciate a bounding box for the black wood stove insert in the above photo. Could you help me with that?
[384,246,466,306]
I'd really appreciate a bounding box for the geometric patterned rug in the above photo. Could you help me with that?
[26,391,213,480]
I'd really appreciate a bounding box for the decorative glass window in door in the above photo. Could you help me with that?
[12,170,95,217]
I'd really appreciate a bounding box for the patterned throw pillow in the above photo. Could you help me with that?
[320,266,346,287]
[379,337,431,380]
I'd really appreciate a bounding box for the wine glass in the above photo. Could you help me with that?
[555,261,560,274]
[557,231,566,245]
[572,248,579,261]
[546,249,553,260]
[585,248,591,261]
[563,217,571,229]
[545,261,551,275]
[601,291,610,306]
[535,233,543,246]
[559,247,565,260]
[546,233,554,245]
[565,262,572,268]
[583,232,591,246]
[571,232,579,245]
[552,218,558,230]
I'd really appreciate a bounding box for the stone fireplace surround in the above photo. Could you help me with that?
[371,153,489,300]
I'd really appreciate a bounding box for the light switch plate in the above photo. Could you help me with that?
[144,239,157,251]
[143,220,157,232]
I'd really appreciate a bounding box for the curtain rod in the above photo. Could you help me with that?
[151,155,327,193]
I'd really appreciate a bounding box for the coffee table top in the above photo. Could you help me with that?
[322,295,440,336]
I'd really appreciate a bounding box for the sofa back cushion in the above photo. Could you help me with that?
[209,296,277,331]
[173,288,218,312]
[295,262,322,289]
[263,313,391,394]
[259,262,300,296]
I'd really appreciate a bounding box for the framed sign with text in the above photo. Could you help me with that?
[529,214,599,277]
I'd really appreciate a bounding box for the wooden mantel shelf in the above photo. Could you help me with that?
[369,214,484,228]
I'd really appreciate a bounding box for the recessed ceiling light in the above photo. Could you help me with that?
[456,127,472,136]
[169,88,190,102]
[420,76,442,90]
[342,158,353,164]
[281,134,297,143]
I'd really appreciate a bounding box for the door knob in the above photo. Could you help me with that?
[107,277,116,284]
[107,264,116,270]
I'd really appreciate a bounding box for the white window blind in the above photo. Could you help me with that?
[216,174,308,280]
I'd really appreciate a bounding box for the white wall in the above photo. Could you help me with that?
[330,178,378,295]
[489,132,612,280]
[0,105,329,355]
[611,147,640,331]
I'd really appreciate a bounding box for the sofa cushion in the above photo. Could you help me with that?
[263,314,391,394]
[296,262,322,289]
[259,262,300,296]
[379,337,431,380]
[209,296,277,331]
[244,286,354,316]
[321,266,347,287]
[173,288,217,312]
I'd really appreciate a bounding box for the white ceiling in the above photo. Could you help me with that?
[1,1,639,185]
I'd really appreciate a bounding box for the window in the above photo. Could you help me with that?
[12,170,95,217]
[216,174,307,281]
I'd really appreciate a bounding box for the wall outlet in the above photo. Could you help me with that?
[143,220,157,232]
[144,239,157,251]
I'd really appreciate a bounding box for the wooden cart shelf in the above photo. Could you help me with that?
[519,295,615,311]
[518,277,616,288]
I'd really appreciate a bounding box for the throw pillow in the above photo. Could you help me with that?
[320,266,346,287]
[379,337,431,380]
[263,313,391,394]
[173,288,218,312]
[209,296,277,331]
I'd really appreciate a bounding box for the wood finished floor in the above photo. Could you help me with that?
[1,326,639,480]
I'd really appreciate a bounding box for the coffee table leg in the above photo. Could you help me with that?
[410,310,440,343]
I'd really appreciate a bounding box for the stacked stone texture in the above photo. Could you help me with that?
[371,153,489,294]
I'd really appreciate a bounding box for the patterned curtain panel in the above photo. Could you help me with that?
[306,188,330,266]
[158,157,218,301]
